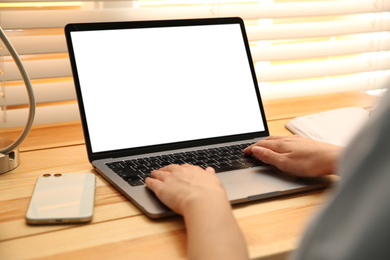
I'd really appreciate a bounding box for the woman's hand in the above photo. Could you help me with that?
[145,164,249,260]
[244,135,343,177]
[145,164,226,216]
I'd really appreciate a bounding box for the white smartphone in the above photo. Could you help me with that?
[26,172,96,224]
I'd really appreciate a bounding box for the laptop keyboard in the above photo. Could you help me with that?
[106,142,265,187]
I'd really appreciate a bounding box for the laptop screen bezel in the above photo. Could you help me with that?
[65,17,269,162]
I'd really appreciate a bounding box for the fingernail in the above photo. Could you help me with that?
[251,146,262,154]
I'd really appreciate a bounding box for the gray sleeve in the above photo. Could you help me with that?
[290,89,390,260]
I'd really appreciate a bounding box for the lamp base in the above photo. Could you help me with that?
[0,149,20,174]
[0,138,20,174]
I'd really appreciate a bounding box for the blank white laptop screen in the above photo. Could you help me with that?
[70,23,265,153]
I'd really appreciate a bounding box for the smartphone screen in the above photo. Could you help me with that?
[26,172,96,224]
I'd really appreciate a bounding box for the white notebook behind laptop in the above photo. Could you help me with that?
[286,107,369,147]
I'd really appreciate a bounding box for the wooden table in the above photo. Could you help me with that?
[0,91,378,260]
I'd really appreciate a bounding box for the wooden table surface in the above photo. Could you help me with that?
[0,91,379,260]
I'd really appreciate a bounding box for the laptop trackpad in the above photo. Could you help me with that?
[219,167,325,203]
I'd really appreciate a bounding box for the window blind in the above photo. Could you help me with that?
[1,0,389,127]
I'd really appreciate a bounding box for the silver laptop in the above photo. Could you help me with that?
[65,17,331,218]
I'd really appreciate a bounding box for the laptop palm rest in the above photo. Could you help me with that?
[219,167,332,203]
[104,165,332,218]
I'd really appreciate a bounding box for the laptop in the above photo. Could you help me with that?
[65,17,331,218]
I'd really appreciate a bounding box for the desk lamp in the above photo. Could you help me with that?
[0,26,35,174]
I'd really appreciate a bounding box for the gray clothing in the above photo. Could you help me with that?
[292,89,390,260]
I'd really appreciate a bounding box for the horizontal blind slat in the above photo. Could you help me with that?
[261,71,390,99]
[256,54,390,82]
[6,30,390,58]
[7,30,390,58]
[1,8,214,29]
[0,103,80,128]
[2,0,389,29]
[4,79,75,106]
[4,34,67,55]
[251,36,390,62]
[4,52,389,84]
[4,56,72,81]
[217,0,390,19]
[246,18,390,41]
[4,51,390,88]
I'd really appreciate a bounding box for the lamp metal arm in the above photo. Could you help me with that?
[0,26,35,154]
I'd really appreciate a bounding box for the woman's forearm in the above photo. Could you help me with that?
[183,194,249,260]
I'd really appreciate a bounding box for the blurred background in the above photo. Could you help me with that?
[0,0,389,127]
